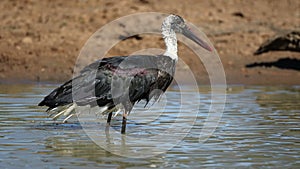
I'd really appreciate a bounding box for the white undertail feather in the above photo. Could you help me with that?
[49,103,77,121]
[161,16,178,62]
[48,103,124,122]
[112,108,122,118]
[62,114,75,123]
[93,105,109,118]
[97,104,123,119]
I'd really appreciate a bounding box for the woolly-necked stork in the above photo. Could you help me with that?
[38,14,212,134]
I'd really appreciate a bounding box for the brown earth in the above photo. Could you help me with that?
[0,0,299,85]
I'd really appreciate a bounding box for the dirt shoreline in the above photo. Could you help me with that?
[1,0,299,85]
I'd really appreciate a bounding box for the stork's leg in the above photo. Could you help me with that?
[107,112,112,126]
[121,112,127,134]
[122,102,132,134]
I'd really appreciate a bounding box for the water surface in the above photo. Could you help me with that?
[0,84,299,168]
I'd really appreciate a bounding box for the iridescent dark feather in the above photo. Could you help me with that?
[38,55,175,113]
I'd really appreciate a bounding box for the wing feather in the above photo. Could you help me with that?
[38,55,161,109]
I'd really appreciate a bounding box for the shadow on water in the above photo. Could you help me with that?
[0,84,299,168]
[246,58,300,71]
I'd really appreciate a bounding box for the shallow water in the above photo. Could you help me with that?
[0,84,299,168]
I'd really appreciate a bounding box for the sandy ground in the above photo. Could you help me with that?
[0,0,299,85]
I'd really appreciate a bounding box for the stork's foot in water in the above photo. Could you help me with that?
[106,112,113,132]
[121,113,127,134]
[106,112,112,126]
[105,111,127,134]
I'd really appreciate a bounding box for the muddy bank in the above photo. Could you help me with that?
[0,0,299,85]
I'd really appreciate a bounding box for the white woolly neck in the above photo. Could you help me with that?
[161,17,178,62]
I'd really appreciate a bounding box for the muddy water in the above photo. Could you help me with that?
[0,84,299,168]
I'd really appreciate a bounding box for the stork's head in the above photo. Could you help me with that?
[162,14,212,52]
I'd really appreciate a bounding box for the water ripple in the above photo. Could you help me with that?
[0,84,299,168]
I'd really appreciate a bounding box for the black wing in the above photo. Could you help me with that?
[38,55,166,110]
